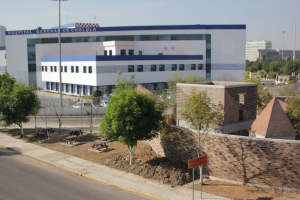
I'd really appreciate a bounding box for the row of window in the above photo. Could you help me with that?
[104,50,143,56]
[128,64,203,72]
[42,66,93,73]
[42,64,203,73]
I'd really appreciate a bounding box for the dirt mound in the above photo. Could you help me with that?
[102,146,196,186]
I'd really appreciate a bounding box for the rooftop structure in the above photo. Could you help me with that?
[249,97,296,140]
[176,81,257,134]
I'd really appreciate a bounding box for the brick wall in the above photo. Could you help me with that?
[150,125,300,189]
[177,85,225,121]
[176,83,257,127]
[224,86,257,125]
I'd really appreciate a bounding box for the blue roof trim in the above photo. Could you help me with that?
[51,23,76,29]
[6,24,246,35]
[0,46,5,50]
[41,55,203,62]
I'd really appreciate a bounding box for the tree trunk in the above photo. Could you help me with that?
[128,145,137,165]
[20,122,24,138]
[35,116,37,132]
[59,118,61,132]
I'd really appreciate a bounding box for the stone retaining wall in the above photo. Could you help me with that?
[150,125,300,189]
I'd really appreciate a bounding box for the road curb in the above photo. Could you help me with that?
[0,143,167,200]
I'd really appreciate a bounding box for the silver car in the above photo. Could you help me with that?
[73,102,94,108]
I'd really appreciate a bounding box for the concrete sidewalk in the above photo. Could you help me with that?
[0,132,229,200]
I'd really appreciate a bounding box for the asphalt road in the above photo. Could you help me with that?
[0,117,103,129]
[0,147,149,200]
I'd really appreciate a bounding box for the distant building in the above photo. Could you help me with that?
[249,97,297,140]
[248,49,300,62]
[0,25,6,74]
[0,25,6,46]
[246,40,272,60]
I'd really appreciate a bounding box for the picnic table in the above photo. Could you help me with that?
[63,136,80,144]
[42,127,55,134]
[91,141,108,150]
[69,129,83,136]
[35,132,48,140]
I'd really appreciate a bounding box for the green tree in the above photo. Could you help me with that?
[242,72,273,114]
[262,58,270,72]
[259,71,267,79]
[255,58,262,71]
[99,89,167,165]
[0,72,16,88]
[283,58,293,75]
[293,59,300,73]
[113,71,136,95]
[268,72,277,79]
[92,89,103,105]
[286,92,300,135]
[166,72,183,94]
[184,75,207,83]
[269,61,282,72]
[0,83,41,137]
[181,91,223,154]
[246,60,256,72]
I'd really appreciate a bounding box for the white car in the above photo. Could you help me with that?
[73,102,95,108]
[101,100,108,107]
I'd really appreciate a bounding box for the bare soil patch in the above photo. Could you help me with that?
[1,128,300,199]
[195,179,300,200]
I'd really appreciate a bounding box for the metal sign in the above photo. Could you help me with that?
[189,155,207,200]
[188,155,207,169]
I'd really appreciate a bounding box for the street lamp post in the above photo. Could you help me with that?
[282,31,285,61]
[52,0,67,108]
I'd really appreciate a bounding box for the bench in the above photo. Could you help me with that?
[35,132,48,140]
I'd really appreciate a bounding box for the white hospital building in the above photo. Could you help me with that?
[3,23,246,95]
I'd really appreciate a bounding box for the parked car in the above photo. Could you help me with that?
[73,102,95,108]
[101,100,108,107]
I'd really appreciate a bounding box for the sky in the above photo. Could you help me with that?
[1,0,300,50]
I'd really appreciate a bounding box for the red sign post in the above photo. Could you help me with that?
[188,155,207,200]
[188,155,207,169]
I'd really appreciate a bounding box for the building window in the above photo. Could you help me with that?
[42,66,44,71]
[198,64,203,70]
[158,53,163,55]
[88,66,92,73]
[71,66,74,73]
[54,66,57,72]
[45,66,47,72]
[238,94,245,122]
[104,50,107,56]
[83,66,87,73]
[50,66,53,72]
[137,65,143,72]
[191,64,196,70]
[61,66,63,72]
[128,65,134,72]
[171,64,177,71]
[159,65,165,71]
[121,50,126,55]
[151,65,156,72]
[128,50,134,55]
[76,66,79,73]
[179,64,184,71]
[139,51,142,55]
[109,50,112,56]
[64,66,67,72]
